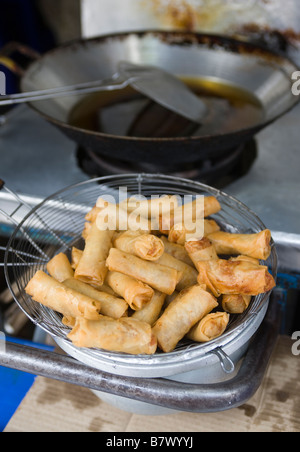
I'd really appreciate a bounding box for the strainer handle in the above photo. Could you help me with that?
[0,179,34,226]
[0,179,50,265]
[0,294,282,413]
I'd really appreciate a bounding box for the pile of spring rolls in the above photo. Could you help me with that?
[25,194,276,355]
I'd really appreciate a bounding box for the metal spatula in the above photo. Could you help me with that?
[0,62,207,124]
[118,62,207,123]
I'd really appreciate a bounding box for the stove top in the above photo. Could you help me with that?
[76,139,258,189]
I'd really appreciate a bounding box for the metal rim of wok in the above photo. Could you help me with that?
[19,30,300,164]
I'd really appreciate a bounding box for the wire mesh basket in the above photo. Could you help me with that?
[3,174,277,377]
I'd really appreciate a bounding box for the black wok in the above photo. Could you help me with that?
[17,31,299,164]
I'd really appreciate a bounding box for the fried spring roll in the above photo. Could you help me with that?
[159,196,221,234]
[197,258,276,297]
[230,255,260,265]
[82,222,92,240]
[159,198,203,236]
[185,238,218,269]
[105,271,154,311]
[63,278,128,319]
[131,291,166,326]
[187,312,230,343]
[62,316,76,328]
[25,271,102,320]
[222,294,252,314]
[72,247,118,295]
[120,195,179,219]
[68,316,157,355]
[155,253,198,292]
[160,236,194,266]
[96,198,151,233]
[74,223,113,288]
[203,196,222,217]
[152,285,218,353]
[85,205,101,223]
[71,247,83,270]
[203,219,222,236]
[114,231,164,261]
[208,229,272,260]
[168,219,220,245]
[106,248,180,295]
[46,253,74,283]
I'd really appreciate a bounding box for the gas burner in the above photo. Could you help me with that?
[76,139,258,189]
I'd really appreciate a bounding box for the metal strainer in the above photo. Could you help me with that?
[1,174,277,384]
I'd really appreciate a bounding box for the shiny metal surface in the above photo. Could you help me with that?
[21,31,297,126]
[0,76,133,106]
[118,61,207,122]
[0,61,207,123]
[17,32,298,166]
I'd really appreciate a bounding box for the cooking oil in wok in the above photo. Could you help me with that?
[69,77,265,138]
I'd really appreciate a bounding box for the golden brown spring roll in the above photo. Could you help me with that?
[71,247,83,269]
[155,253,198,292]
[96,198,151,233]
[131,291,166,326]
[105,271,154,311]
[74,222,113,288]
[82,222,92,240]
[85,205,101,223]
[203,219,221,236]
[25,271,102,320]
[159,198,204,236]
[152,285,218,353]
[86,197,118,221]
[230,255,260,265]
[222,294,252,314]
[68,316,157,355]
[62,316,76,328]
[71,247,118,296]
[208,229,272,260]
[203,196,222,217]
[168,219,220,245]
[46,253,74,283]
[185,238,218,269]
[114,230,164,261]
[63,278,128,319]
[106,248,180,295]
[160,236,194,266]
[72,248,118,296]
[167,225,189,246]
[187,312,230,343]
[120,195,179,220]
[197,258,276,297]
[159,196,221,235]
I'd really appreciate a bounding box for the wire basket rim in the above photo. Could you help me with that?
[3,173,278,364]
